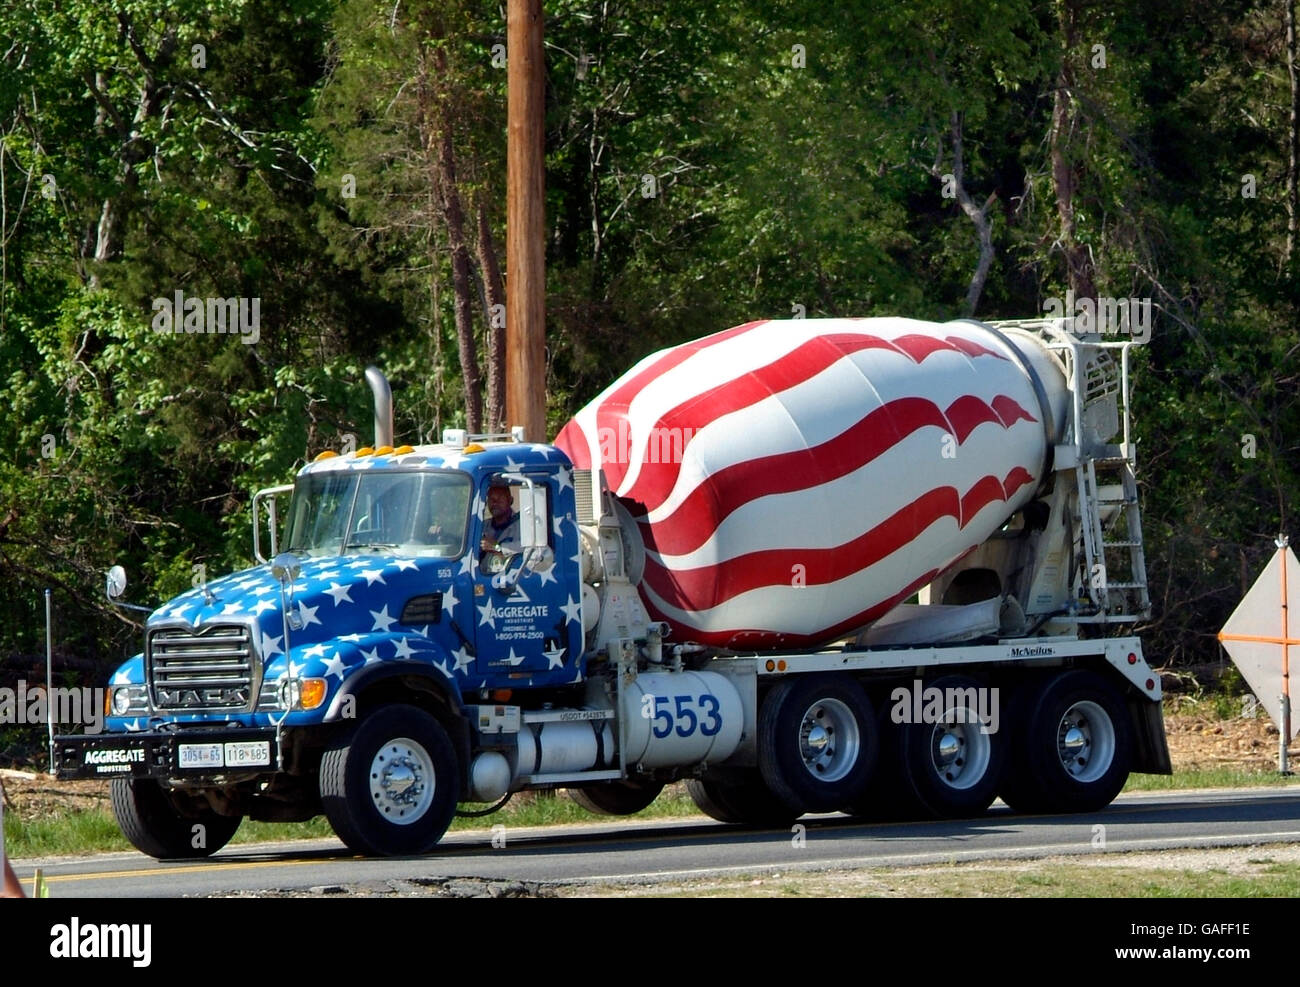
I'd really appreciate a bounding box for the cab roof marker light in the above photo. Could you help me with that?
[313,450,339,462]
[393,444,415,455]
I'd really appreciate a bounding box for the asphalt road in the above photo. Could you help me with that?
[18,787,1300,898]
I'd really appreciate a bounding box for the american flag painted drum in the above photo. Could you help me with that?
[555,318,1067,650]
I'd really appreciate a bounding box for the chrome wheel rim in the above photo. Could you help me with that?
[369,737,435,825]
[1056,701,1115,783]
[928,711,992,791]
[797,698,861,783]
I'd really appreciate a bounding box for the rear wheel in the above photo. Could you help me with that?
[567,778,664,815]
[110,778,242,860]
[897,675,1005,818]
[320,704,459,856]
[999,670,1132,814]
[686,772,799,827]
[758,675,878,814]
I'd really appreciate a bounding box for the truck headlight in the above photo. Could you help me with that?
[277,677,328,711]
[109,686,146,716]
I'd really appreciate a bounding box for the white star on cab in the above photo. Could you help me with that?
[442,586,458,617]
[322,652,347,681]
[260,632,284,658]
[544,645,566,669]
[324,582,353,606]
[506,647,525,666]
[111,668,134,685]
[451,646,473,673]
[392,637,415,660]
[477,599,496,629]
[297,601,322,628]
[359,567,387,586]
[221,602,243,616]
[251,599,276,616]
[534,563,557,587]
[370,605,398,633]
[440,451,469,469]
[560,595,583,625]
[554,468,573,492]
[360,646,382,665]
[303,642,329,660]
[339,633,364,643]
[391,558,418,572]
[251,584,276,597]
[458,553,476,577]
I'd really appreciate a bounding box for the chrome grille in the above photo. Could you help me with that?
[148,624,255,710]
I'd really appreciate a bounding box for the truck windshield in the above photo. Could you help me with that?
[284,470,471,558]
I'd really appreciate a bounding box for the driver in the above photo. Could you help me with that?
[480,483,521,557]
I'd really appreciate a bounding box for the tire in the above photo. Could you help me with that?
[998,670,1133,814]
[758,675,878,814]
[110,778,242,860]
[686,772,800,827]
[897,675,1006,818]
[567,778,664,815]
[320,704,459,856]
[842,695,924,821]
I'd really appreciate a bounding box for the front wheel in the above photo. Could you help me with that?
[758,675,878,814]
[999,670,1132,814]
[320,704,460,856]
[110,778,242,859]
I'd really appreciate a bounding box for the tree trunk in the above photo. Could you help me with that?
[1050,0,1096,302]
[947,113,997,316]
[1288,0,1298,265]
[926,112,998,315]
[429,49,482,434]
[476,197,507,432]
[89,18,179,275]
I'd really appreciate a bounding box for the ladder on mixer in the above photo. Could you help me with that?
[1066,337,1151,621]
[987,318,1151,623]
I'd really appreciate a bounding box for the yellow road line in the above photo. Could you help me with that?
[44,855,359,885]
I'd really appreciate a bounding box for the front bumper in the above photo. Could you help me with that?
[54,728,280,781]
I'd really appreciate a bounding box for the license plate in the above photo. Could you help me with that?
[223,741,270,767]
[178,743,224,768]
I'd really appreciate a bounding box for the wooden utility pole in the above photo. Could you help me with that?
[506,0,547,442]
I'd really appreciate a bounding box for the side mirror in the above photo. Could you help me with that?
[270,552,302,585]
[106,565,128,601]
[519,485,548,549]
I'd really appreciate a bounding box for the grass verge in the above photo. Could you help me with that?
[557,854,1300,898]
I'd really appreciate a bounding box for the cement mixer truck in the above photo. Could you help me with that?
[53,316,1170,858]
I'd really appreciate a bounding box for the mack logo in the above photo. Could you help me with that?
[84,749,145,765]
[157,687,248,707]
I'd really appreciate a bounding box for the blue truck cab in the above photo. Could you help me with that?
[54,429,610,858]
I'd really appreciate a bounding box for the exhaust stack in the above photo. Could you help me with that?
[364,366,394,448]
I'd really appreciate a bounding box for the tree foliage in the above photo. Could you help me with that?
[0,0,1296,686]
